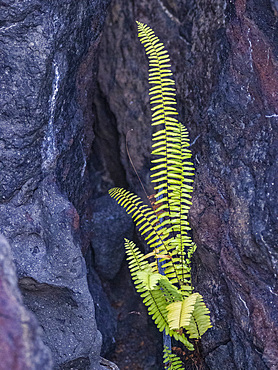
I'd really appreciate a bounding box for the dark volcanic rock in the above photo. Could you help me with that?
[0,0,115,369]
[93,0,278,368]
[1,0,277,368]
[86,253,117,357]
[0,235,52,370]
[191,1,278,368]
[0,175,106,369]
[91,194,134,280]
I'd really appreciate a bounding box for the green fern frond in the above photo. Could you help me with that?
[136,21,195,258]
[124,239,194,350]
[166,293,212,339]
[141,284,194,350]
[141,284,172,333]
[136,269,162,290]
[184,293,213,339]
[109,188,167,253]
[158,276,183,302]
[124,240,173,333]
[124,239,155,289]
[109,188,186,285]
[166,293,198,330]
[163,345,184,370]
[137,21,183,231]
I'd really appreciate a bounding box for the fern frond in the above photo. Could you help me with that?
[125,241,173,333]
[124,238,152,279]
[163,346,184,370]
[141,285,194,350]
[136,21,195,264]
[136,269,162,290]
[166,293,198,330]
[184,293,213,339]
[142,285,172,333]
[124,240,194,350]
[137,21,181,233]
[109,188,185,285]
[158,276,182,303]
[166,293,212,339]
[109,188,167,255]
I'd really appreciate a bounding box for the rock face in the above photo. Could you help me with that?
[0,235,52,370]
[0,1,115,369]
[1,0,277,369]
[93,0,278,368]
[91,194,133,281]
[191,1,278,368]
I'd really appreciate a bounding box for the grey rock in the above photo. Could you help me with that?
[205,342,236,370]
[91,194,133,280]
[86,252,117,356]
[0,176,103,368]
[0,235,53,370]
[0,0,115,368]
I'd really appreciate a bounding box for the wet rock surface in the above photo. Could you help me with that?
[0,235,52,370]
[93,0,278,368]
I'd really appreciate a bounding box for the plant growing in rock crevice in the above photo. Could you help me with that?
[109,21,212,369]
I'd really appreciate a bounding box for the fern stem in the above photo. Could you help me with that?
[157,200,172,364]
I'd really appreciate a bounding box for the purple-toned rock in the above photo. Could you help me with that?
[0,0,116,368]
[0,235,52,370]
[92,0,278,368]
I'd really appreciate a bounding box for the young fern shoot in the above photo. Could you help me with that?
[109,21,212,369]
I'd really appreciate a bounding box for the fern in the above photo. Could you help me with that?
[108,21,212,364]
[163,346,184,370]
[124,238,194,351]
[184,293,213,339]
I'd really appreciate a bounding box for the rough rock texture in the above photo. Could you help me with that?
[86,249,118,357]
[91,194,134,280]
[191,1,278,368]
[0,1,115,369]
[1,0,277,368]
[93,0,278,368]
[0,235,52,370]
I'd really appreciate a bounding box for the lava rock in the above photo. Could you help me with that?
[93,0,278,368]
[86,251,117,357]
[0,0,114,368]
[0,176,104,368]
[91,194,133,280]
[0,235,52,370]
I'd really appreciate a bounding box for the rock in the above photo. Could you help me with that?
[86,251,117,357]
[0,0,115,368]
[0,235,52,370]
[91,194,134,280]
[93,0,278,368]
[190,1,278,368]
[0,176,104,368]
[205,342,236,370]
